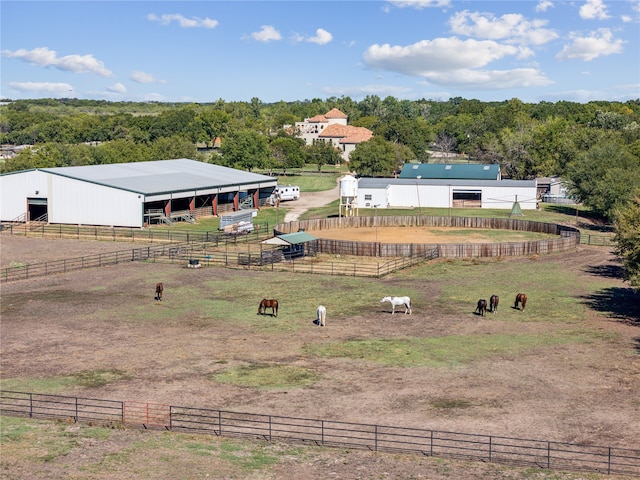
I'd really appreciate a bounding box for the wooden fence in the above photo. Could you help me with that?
[1,391,638,477]
[277,216,581,258]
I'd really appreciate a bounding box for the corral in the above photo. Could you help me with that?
[1,230,639,479]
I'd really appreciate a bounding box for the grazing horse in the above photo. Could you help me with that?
[489,295,499,314]
[381,296,412,315]
[154,282,163,301]
[514,293,527,311]
[475,299,487,316]
[317,305,327,327]
[258,299,278,317]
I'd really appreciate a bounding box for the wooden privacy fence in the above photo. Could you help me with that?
[1,391,638,477]
[277,216,581,258]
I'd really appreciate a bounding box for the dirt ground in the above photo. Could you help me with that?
[1,231,640,479]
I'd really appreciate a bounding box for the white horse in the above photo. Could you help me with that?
[381,296,412,315]
[317,305,327,326]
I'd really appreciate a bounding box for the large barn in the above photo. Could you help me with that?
[0,159,278,228]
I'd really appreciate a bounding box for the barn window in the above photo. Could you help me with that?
[452,190,481,208]
[364,194,372,201]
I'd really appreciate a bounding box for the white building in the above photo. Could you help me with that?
[292,108,373,162]
[356,177,538,210]
[0,159,277,228]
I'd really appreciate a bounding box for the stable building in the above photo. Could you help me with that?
[0,159,278,228]
[354,177,538,210]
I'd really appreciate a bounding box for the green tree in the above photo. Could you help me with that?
[614,193,640,289]
[269,136,306,174]
[306,140,342,172]
[348,136,397,177]
[220,129,269,171]
[565,142,640,220]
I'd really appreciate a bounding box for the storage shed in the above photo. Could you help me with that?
[0,159,277,228]
[261,231,318,259]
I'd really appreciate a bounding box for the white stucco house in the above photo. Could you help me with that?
[291,108,373,162]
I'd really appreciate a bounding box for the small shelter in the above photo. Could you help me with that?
[261,231,318,259]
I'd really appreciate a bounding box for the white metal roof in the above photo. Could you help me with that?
[40,159,277,195]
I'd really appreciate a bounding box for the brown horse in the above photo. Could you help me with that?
[155,282,163,301]
[514,293,527,311]
[258,299,278,317]
[489,295,499,314]
[475,299,487,316]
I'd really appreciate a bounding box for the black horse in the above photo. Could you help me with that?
[475,299,487,316]
[489,295,499,314]
[258,298,278,317]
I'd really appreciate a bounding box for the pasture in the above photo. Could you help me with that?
[1,235,639,479]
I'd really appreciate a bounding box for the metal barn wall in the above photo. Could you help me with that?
[49,175,143,228]
[0,170,49,221]
[358,183,538,210]
[480,185,537,209]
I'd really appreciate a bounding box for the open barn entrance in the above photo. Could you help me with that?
[27,198,48,222]
[452,190,481,208]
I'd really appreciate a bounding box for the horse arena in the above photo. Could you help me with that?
[1,225,639,478]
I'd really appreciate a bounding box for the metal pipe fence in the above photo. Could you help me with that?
[1,391,638,477]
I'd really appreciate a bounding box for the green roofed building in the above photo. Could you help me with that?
[399,163,501,181]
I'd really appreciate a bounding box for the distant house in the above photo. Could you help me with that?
[399,163,501,181]
[291,108,373,162]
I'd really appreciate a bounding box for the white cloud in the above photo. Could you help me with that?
[107,82,127,94]
[251,25,282,42]
[307,28,333,45]
[449,10,558,45]
[130,70,164,84]
[147,13,218,28]
[363,37,551,89]
[556,28,624,61]
[387,0,451,9]
[536,1,554,13]
[1,47,111,76]
[621,15,632,23]
[9,81,74,97]
[579,0,610,20]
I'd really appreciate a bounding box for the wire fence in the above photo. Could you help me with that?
[1,391,638,477]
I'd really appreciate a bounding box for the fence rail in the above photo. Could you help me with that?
[1,391,638,477]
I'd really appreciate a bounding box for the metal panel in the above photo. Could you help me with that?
[0,170,49,221]
[48,175,143,227]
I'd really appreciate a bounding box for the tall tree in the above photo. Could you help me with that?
[306,140,342,172]
[220,129,269,171]
[614,193,640,289]
[565,141,640,220]
[348,136,397,177]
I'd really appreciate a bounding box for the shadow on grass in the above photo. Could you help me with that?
[545,205,613,232]
[582,287,640,327]
[586,263,626,279]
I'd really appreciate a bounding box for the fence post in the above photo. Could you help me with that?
[75,397,79,422]
[218,411,222,436]
[269,415,272,440]
[489,436,492,462]
[547,441,551,469]
[374,425,378,452]
[608,447,611,475]
[321,420,324,445]
[29,392,33,418]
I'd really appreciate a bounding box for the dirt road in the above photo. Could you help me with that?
[282,177,341,223]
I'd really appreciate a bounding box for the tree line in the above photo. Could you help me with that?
[1,96,639,288]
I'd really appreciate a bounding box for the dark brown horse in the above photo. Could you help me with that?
[258,298,278,317]
[475,299,487,316]
[155,282,163,301]
[489,295,499,314]
[514,293,527,311]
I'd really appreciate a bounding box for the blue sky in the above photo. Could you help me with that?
[1,0,639,104]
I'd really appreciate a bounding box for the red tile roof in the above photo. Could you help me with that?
[324,108,348,119]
